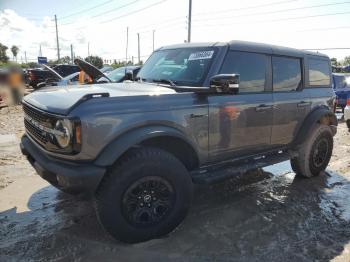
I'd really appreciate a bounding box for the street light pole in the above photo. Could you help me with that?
[152,30,155,51]
[125,27,129,65]
[137,33,140,64]
[54,15,60,61]
[187,0,192,43]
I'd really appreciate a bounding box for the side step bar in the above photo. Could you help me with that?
[191,151,291,184]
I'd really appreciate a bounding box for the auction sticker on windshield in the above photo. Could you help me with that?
[188,50,214,61]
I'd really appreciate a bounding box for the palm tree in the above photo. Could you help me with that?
[10,45,19,62]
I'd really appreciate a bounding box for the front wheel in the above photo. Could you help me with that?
[95,147,193,243]
[291,124,333,178]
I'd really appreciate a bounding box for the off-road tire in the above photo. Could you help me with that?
[95,147,193,243]
[291,124,333,178]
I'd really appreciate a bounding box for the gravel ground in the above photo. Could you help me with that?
[0,106,350,261]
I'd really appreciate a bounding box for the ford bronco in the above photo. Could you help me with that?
[20,41,337,243]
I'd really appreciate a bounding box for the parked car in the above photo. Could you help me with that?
[74,58,140,83]
[100,66,114,74]
[100,65,141,82]
[36,61,139,88]
[20,40,336,243]
[27,64,80,89]
[332,73,350,113]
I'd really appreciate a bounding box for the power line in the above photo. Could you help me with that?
[129,15,184,31]
[59,0,167,27]
[59,0,115,20]
[59,0,142,25]
[296,26,350,32]
[193,1,350,22]
[99,0,167,24]
[193,0,297,16]
[193,10,350,27]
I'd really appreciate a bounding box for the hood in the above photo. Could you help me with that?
[74,58,112,82]
[23,82,177,115]
[42,64,63,80]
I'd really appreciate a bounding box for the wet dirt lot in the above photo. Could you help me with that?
[1,106,350,262]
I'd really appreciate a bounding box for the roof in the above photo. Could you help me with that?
[159,40,329,59]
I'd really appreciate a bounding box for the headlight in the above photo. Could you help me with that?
[54,119,72,148]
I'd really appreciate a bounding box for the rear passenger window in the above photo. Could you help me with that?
[220,51,267,93]
[272,56,302,92]
[309,58,330,86]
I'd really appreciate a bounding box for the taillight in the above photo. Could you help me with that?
[347,98,350,106]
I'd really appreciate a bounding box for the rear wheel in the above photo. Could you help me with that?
[291,124,333,178]
[95,147,193,243]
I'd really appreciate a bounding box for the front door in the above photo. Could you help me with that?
[208,51,273,161]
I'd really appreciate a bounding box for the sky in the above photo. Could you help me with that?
[0,0,350,63]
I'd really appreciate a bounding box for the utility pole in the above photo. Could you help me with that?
[88,42,90,56]
[39,44,42,57]
[125,27,129,65]
[132,56,134,65]
[137,33,140,64]
[152,30,155,51]
[24,51,27,64]
[54,15,60,61]
[70,44,74,64]
[187,0,192,43]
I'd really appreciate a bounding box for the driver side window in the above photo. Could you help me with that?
[220,51,267,93]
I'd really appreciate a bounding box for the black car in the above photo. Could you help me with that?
[27,64,80,89]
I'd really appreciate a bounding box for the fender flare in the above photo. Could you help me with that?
[94,125,200,167]
[293,107,337,146]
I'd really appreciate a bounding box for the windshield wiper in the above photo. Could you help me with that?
[152,79,177,87]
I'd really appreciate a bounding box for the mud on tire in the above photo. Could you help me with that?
[95,147,193,243]
[291,124,333,178]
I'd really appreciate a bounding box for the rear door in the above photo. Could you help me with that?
[208,51,273,160]
[271,56,310,146]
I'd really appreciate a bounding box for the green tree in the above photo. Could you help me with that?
[330,57,339,67]
[342,56,350,66]
[10,45,19,62]
[58,56,71,64]
[0,43,9,63]
[85,55,103,68]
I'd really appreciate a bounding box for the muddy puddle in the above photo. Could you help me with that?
[1,107,350,261]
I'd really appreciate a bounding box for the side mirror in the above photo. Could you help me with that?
[209,74,240,94]
[125,70,133,81]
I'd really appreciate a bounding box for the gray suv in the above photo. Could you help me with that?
[20,41,337,243]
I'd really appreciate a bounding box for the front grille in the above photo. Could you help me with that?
[23,103,57,148]
[24,119,48,145]
[23,103,50,124]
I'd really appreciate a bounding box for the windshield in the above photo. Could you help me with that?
[137,48,216,86]
[106,67,127,82]
[333,75,350,89]
[62,72,79,81]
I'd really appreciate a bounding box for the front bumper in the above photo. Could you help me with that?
[20,135,106,195]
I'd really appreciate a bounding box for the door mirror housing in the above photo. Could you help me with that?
[209,74,240,94]
[125,70,133,81]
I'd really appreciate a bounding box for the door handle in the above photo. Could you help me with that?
[255,104,273,112]
[190,113,207,118]
[297,101,311,107]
